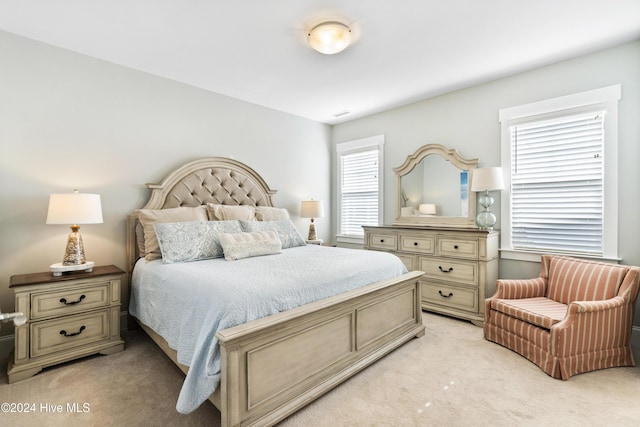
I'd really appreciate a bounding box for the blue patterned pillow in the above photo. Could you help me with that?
[239,219,306,249]
[154,220,242,263]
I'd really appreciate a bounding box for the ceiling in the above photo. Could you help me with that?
[1,0,639,124]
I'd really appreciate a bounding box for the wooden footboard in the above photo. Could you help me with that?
[216,270,424,427]
[135,271,423,426]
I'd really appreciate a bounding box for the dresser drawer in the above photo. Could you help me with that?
[368,233,397,250]
[437,237,479,259]
[31,283,110,319]
[421,281,478,313]
[30,310,109,358]
[399,235,435,254]
[419,258,478,286]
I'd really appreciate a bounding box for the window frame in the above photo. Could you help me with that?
[336,135,384,245]
[499,85,621,262]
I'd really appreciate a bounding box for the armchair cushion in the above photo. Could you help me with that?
[490,297,567,329]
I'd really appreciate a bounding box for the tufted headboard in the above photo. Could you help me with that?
[126,157,277,274]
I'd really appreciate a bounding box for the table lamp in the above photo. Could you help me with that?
[470,167,504,230]
[300,200,324,242]
[46,190,103,276]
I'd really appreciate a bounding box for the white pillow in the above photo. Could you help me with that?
[206,203,256,221]
[254,206,290,221]
[218,230,282,261]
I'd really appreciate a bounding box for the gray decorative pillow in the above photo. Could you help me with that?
[218,230,282,261]
[154,220,242,263]
[240,219,306,249]
[206,203,255,221]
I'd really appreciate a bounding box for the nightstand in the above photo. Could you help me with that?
[7,265,125,383]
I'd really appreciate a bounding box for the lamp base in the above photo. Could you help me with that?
[50,261,95,277]
[475,210,496,230]
[307,220,317,241]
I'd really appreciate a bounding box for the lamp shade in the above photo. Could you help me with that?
[300,200,324,218]
[307,22,352,54]
[46,192,103,225]
[471,167,505,192]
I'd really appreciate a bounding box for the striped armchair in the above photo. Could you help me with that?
[484,255,640,379]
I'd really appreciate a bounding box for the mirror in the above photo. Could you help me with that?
[394,144,478,228]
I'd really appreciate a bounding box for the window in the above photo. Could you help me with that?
[500,85,620,262]
[336,135,384,243]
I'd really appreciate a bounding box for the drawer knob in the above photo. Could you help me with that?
[438,266,454,273]
[380,239,384,243]
[60,295,86,305]
[454,245,459,249]
[438,290,454,298]
[414,242,418,246]
[59,325,86,337]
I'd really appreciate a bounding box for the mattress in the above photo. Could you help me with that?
[129,244,407,413]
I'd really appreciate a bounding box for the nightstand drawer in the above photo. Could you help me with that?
[31,283,110,319]
[419,258,478,286]
[368,233,397,250]
[30,310,109,358]
[421,282,478,313]
[437,237,479,259]
[400,235,435,254]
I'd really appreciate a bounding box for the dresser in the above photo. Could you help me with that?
[363,225,499,326]
[7,265,125,383]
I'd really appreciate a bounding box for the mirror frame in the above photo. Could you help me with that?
[393,144,479,228]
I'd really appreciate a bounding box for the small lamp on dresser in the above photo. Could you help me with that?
[46,189,103,276]
[300,199,324,244]
[470,167,504,230]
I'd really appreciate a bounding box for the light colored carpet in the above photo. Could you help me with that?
[1,312,639,426]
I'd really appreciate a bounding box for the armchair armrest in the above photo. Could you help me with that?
[484,277,547,323]
[552,296,632,355]
[492,277,546,300]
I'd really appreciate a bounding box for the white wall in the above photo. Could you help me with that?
[332,40,640,324]
[0,31,332,336]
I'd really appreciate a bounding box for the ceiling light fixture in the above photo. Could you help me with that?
[307,21,352,54]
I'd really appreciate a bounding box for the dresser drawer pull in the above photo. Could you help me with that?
[60,295,86,305]
[454,245,459,249]
[413,242,418,246]
[438,266,454,273]
[379,239,384,243]
[59,325,86,337]
[438,291,454,298]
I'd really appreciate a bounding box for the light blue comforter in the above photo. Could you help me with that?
[129,245,407,413]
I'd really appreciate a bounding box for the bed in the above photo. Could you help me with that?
[126,157,425,426]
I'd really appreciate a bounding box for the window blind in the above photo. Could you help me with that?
[340,149,379,236]
[510,111,604,256]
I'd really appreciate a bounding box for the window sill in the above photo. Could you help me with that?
[336,235,364,245]
[500,249,621,264]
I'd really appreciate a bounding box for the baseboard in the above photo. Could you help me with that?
[0,334,13,369]
[120,310,128,331]
[632,326,640,362]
